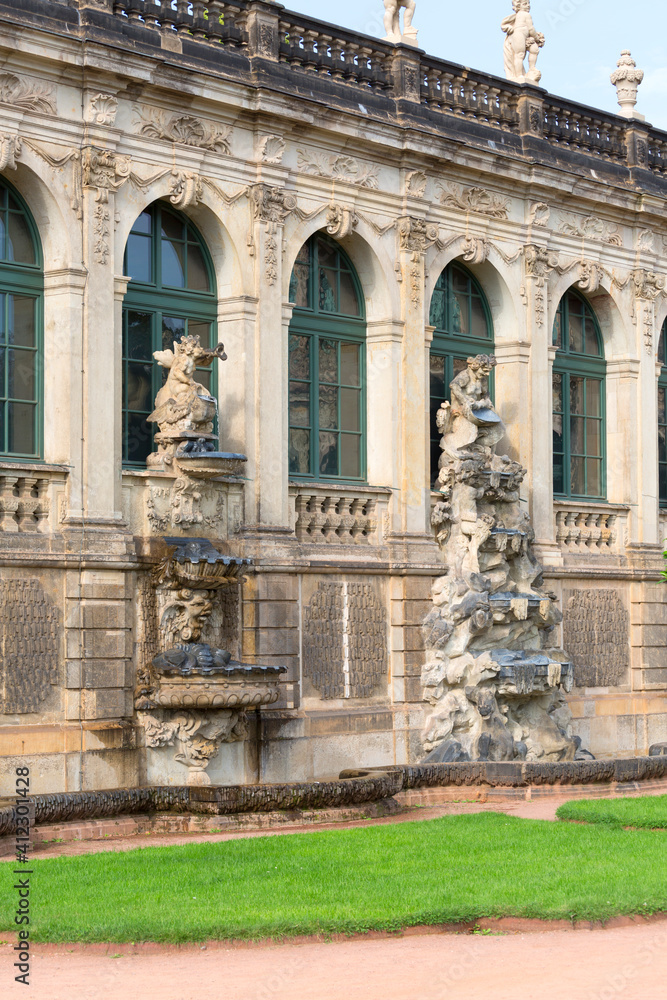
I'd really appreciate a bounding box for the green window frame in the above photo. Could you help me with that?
[0,179,43,461]
[552,290,606,501]
[429,261,494,484]
[122,202,217,467]
[658,319,667,507]
[288,233,366,482]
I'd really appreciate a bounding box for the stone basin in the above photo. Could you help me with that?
[175,451,248,480]
[152,663,287,709]
[489,649,574,696]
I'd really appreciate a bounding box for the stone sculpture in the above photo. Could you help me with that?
[421,355,592,763]
[502,0,545,85]
[610,51,644,120]
[383,0,418,47]
[147,334,227,470]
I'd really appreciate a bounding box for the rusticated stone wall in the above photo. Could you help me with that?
[563,588,630,688]
[0,580,60,714]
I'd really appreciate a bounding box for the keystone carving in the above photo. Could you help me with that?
[169,170,204,209]
[326,204,358,239]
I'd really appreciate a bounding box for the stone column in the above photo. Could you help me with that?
[247,184,295,528]
[395,218,438,536]
[365,319,403,519]
[523,245,561,564]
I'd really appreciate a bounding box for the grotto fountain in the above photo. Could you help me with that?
[421,354,592,764]
[134,333,286,784]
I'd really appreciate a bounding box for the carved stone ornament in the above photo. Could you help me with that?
[0,135,21,172]
[326,204,358,239]
[249,183,297,231]
[0,579,60,714]
[558,213,623,247]
[461,236,491,265]
[632,268,666,302]
[438,184,510,220]
[523,244,559,283]
[93,204,111,265]
[0,72,57,114]
[637,229,656,253]
[82,146,131,203]
[397,216,439,254]
[297,149,380,189]
[135,107,231,153]
[577,261,603,295]
[610,51,644,119]
[383,0,418,46]
[138,709,248,784]
[87,93,118,126]
[502,0,545,85]
[529,202,550,227]
[406,169,427,198]
[257,134,286,164]
[169,170,204,209]
[421,355,592,766]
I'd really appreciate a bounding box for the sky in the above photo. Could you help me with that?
[286,0,667,131]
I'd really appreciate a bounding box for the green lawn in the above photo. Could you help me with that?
[556,794,667,830]
[1,812,665,943]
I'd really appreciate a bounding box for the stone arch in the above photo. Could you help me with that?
[547,270,630,359]
[2,158,76,271]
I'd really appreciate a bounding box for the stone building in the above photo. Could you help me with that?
[1,0,666,793]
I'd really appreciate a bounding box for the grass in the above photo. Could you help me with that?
[1,812,666,943]
[556,795,667,830]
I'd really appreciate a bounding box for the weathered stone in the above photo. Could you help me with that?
[649,743,667,756]
[563,589,630,688]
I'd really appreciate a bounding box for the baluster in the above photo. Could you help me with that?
[358,45,373,88]
[329,40,344,79]
[143,0,160,28]
[174,0,191,35]
[16,477,40,532]
[190,1,206,38]
[126,0,145,24]
[160,0,176,34]
[34,479,49,533]
[0,475,20,533]
[278,19,291,61]
[206,0,223,42]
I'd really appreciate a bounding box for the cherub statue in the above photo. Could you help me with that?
[383,0,417,45]
[147,334,227,467]
[502,0,545,84]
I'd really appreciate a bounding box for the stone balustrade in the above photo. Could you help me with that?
[291,485,391,545]
[0,465,67,534]
[554,501,629,555]
[23,0,666,178]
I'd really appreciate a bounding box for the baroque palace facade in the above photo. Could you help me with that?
[1,0,667,791]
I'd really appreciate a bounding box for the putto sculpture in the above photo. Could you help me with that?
[502,0,545,85]
[383,0,418,47]
[421,355,593,763]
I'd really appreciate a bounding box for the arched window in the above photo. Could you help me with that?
[552,290,605,500]
[288,233,365,481]
[122,202,217,466]
[0,179,43,459]
[658,319,667,506]
[429,261,493,483]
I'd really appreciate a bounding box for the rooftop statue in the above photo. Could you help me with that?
[421,355,594,764]
[502,0,545,85]
[383,0,418,47]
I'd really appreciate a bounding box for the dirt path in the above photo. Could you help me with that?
[4,922,667,1000]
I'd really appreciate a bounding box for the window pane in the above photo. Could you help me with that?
[585,317,600,356]
[659,326,667,366]
[470,297,488,339]
[553,453,564,495]
[569,312,584,353]
[660,425,667,465]
[319,268,338,312]
[553,307,562,349]
[290,335,310,379]
[126,363,153,411]
[452,292,469,335]
[553,413,563,455]
[125,311,152,360]
[289,381,310,427]
[340,387,360,432]
[126,234,152,283]
[126,412,152,465]
[586,418,601,457]
[587,379,601,417]
[452,267,469,293]
[659,386,666,424]
[570,415,585,455]
[161,238,185,288]
[552,372,562,413]
[660,464,667,505]
[570,376,584,415]
[132,211,152,235]
[453,357,468,378]
[8,297,35,348]
[319,340,337,383]
[430,354,446,400]
[162,316,186,350]
[188,321,211,347]
[196,369,211,393]
[187,243,209,292]
[341,434,360,478]
[161,211,184,242]
[571,456,585,495]
[319,432,338,475]
[7,349,35,400]
[8,401,35,454]
[317,238,337,270]
[289,428,310,475]
[340,343,360,386]
[319,384,338,430]
[290,263,310,308]
[339,271,360,316]
[430,288,446,330]
[7,212,35,265]
[586,458,602,496]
